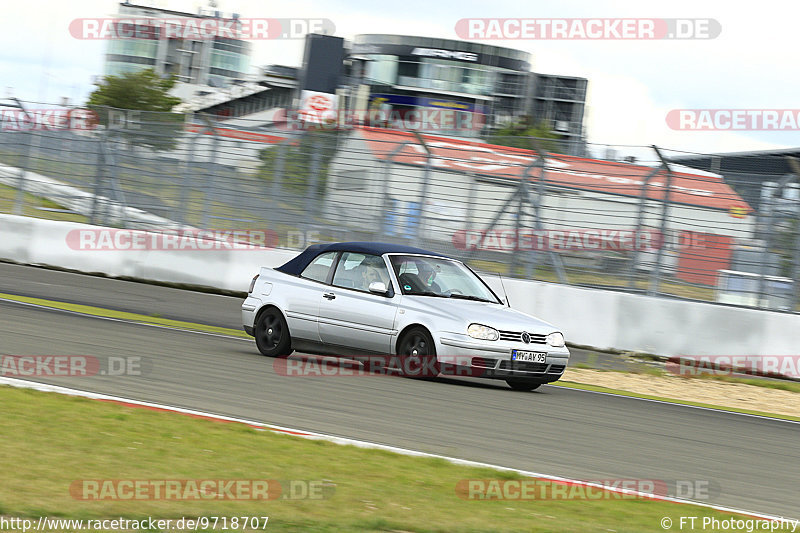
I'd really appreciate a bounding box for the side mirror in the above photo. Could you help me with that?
[368,281,389,295]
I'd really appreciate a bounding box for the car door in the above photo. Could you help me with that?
[318,252,399,354]
[283,251,338,342]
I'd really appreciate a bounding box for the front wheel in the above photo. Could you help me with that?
[397,327,440,378]
[506,379,542,392]
[254,308,292,357]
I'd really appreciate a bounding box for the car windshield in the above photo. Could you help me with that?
[389,255,501,304]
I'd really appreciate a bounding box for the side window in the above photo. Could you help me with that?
[300,251,338,283]
[332,252,391,292]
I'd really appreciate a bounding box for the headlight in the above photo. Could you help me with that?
[468,323,499,341]
[546,332,565,347]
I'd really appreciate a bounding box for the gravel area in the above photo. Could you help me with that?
[562,368,799,419]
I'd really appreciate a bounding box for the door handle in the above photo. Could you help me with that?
[323,293,336,300]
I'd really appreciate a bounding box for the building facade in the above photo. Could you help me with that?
[531,74,587,145]
[348,34,531,136]
[346,34,587,142]
[184,33,588,145]
[103,2,252,88]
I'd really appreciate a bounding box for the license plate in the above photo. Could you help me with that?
[511,350,546,363]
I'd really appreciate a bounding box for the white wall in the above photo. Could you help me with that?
[480,274,800,359]
[0,215,296,292]
[2,214,797,367]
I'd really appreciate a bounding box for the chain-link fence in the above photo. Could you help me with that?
[1,99,798,312]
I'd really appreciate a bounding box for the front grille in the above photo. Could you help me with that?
[548,364,566,374]
[499,360,548,373]
[498,330,547,344]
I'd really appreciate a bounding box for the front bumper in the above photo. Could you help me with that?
[436,335,570,382]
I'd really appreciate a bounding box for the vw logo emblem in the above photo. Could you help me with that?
[521,332,531,344]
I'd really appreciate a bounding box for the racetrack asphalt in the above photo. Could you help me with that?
[0,262,797,518]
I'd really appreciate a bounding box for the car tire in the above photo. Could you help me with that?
[254,307,293,358]
[506,379,542,392]
[397,327,440,378]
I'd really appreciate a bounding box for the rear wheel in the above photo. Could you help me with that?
[254,308,292,357]
[397,327,440,378]
[506,379,542,392]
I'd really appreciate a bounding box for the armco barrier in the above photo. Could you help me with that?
[1,214,799,361]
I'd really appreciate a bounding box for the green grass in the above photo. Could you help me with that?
[0,386,769,532]
[0,183,87,224]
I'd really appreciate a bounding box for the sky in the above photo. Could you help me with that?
[1,0,798,155]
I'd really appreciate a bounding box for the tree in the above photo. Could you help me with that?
[487,117,562,154]
[87,69,183,151]
[257,127,342,198]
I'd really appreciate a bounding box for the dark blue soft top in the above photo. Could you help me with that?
[274,241,445,276]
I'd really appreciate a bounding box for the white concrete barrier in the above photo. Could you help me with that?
[0,214,296,291]
[1,214,798,365]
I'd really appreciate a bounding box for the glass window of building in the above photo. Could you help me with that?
[365,55,398,85]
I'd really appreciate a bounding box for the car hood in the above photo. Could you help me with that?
[400,296,559,334]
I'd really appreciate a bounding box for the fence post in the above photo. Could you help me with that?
[200,116,219,229]
[627,161,664,289]
[464,172,477,249]
[12,129,34,216]
[511,193,523,274]
[648,146,674,297]
[414,132,433,244]
[177,125,198,226]
[271,138,287,200]
[793,210,800,311]
[10,99,34,216]
[380,141,411,239]
[104,132,128,228]
[755,185,778,308]
[89,132,107,225]
[784,157,800,311]
[755,171,798,308]
[305,135,321,234]
[522,149,566,283]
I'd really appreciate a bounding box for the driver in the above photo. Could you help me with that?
[416,261,442,294]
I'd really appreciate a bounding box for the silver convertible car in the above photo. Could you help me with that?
[242,242,569,391]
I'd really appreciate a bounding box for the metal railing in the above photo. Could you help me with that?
[1,99,798,312]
